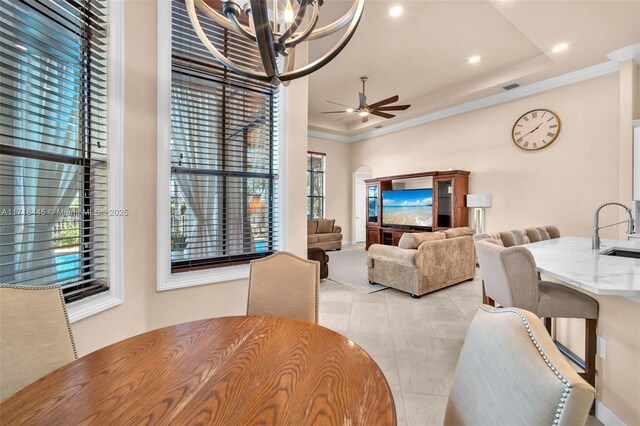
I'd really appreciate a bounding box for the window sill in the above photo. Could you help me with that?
[158,263,250,291]
[67,290,124,323]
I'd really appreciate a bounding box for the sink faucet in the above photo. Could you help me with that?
[592,202,635,249]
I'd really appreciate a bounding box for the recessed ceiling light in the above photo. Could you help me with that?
[15,44,28,51]
[346,108,354,113]
[552,43,569,53]
[389,5,403,17]
[468,55,481,64]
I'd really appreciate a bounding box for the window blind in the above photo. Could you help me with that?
[170,0,279,272]
[307,152,325,219]
[0,0,109,302]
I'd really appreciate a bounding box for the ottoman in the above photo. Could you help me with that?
[307,247,329,279]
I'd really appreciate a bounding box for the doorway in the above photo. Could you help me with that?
[354,171,372,243]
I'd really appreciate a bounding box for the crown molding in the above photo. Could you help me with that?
[308,129,353,143]
[309,60,620,144]
[607,43,640,64]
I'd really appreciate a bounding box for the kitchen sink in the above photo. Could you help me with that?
[600,247,640,259]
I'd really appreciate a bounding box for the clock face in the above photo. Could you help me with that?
[511,109,561,151]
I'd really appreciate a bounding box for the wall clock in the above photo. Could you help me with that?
[511,109,561,151]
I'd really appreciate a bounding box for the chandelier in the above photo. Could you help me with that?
[185,0,365,85]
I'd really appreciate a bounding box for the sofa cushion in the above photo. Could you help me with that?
[307,235,319,244]
[316,233,342,243]
[317,219,335,234]
[398,232,445,249]
[444,227,474,239]
[307,220,318,235]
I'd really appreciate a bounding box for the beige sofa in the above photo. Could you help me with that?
[307,219,343,251]
[367,227,476,298]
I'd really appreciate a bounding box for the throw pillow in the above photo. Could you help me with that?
[398,232,445,249]
[317,219,335,234]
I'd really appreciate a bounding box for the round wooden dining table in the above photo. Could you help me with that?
[1,316,396,425]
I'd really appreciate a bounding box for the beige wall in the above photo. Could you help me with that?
[350,73,624,238]
[308,136,352,241]
[72,1,307,354]
[346,72,639,424]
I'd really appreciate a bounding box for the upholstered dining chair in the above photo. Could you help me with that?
[445,306,595,426]
[0,285,77,402]
[474,239,598,386]
[247,252,319,323]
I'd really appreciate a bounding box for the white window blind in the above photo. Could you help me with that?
[170,0,279,272]
[0,0,109,303]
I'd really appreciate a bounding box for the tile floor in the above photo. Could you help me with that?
[318,246,602,426]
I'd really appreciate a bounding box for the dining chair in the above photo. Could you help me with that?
[474,239,598,386]
[247,252,319,323]
[0,284,77,402]
[444,306,595,426]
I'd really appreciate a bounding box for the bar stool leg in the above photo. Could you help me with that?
[584,318,597,387]
[481,281,496,307]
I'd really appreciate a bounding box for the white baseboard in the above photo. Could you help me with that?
[597,400,627,426]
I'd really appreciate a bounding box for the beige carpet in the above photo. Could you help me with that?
[326,247,388,293]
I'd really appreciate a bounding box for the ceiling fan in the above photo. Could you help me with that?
[322,76,411,123]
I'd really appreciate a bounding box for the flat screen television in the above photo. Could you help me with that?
[382,188,433,228]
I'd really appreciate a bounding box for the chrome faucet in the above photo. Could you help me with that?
[592,202,635,249]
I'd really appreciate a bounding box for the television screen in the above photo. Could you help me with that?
[382,189,433,228]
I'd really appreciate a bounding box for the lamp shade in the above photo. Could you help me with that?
[467,194,492,208]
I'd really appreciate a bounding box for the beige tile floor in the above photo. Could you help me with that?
[318,247,602,426]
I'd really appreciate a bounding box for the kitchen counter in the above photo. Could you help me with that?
[524,236,640,300]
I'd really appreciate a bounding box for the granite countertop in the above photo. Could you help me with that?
[524,236,640,300]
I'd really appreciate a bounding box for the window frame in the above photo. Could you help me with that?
[60,0,124,322]
[156,0,286,291]
[306,151,326,220]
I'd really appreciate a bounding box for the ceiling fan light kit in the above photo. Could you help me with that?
[322,76,412,123]
[185,0,365,86]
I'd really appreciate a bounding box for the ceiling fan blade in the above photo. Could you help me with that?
[362,115,368,123]
[371,111,396,119]
[359,92,367,109]
[321,110,349,114]
[326,100,356,109]
[368,95,399,110]
[375,104,411,111]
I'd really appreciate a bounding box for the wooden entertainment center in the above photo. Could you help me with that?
[365,170,470,249]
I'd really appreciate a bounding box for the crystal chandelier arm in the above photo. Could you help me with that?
[193,0,252,36]
[283,2,319,47]
[186,0,269,80]
[250,0,279,80]
[304,0,360,41]
[278,2,308,43]
[279,0,364,82]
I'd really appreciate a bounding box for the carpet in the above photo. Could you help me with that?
[326,248,388,293]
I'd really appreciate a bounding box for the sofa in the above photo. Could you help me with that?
[307,219,343,251]
[367,227,476,298]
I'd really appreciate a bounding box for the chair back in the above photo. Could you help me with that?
[444,306,595,426]
[247,252,319,323]
[475,240,539,312]
[0,285,77,402]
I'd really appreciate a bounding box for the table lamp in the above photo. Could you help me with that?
[466,194,492,234]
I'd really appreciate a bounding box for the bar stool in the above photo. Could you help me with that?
[475,239,598,386]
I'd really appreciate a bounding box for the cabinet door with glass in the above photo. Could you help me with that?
[434,179,453,230]
[366,183,380,224]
